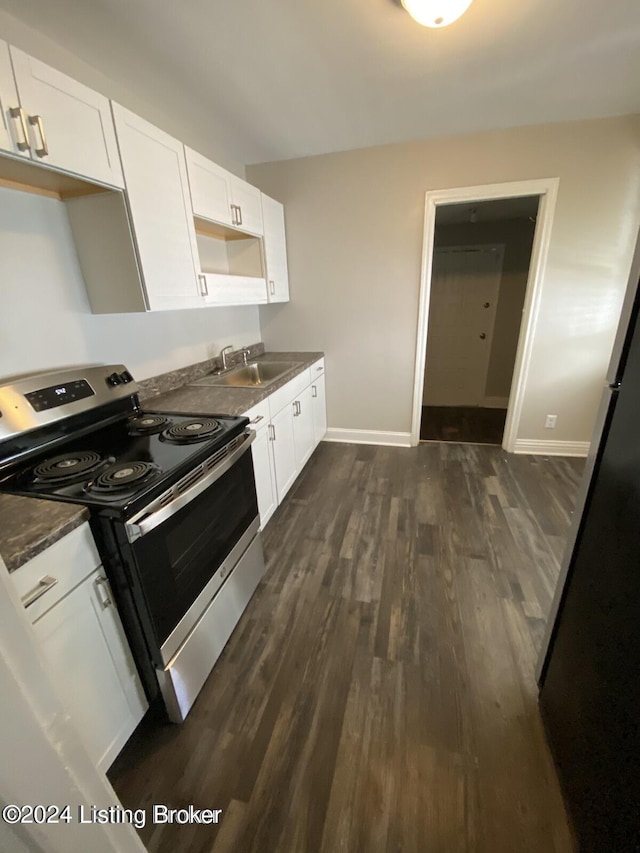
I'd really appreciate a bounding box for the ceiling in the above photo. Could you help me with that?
[2,0,640,165]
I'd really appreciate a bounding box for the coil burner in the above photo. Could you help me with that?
[127,414,172,436]
[162,418,223,444]
[88,461,161,493]
[33,451,108,484]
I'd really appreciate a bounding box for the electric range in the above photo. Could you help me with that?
[0,364,265,723]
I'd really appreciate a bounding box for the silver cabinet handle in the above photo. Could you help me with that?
[250,415,264,424]
[198,273,208,297]
[237,205,243,225]
[312,385,318,398]
[21,575,58,608]
[28,114,48,157]
[9,106,31,152]
[316,365,323,372]
[269,280,275,295]
[269,424,276,441]
[229,204,235,224]
[94,576,113,609]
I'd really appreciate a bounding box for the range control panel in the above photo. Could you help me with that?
[25,379,95,412]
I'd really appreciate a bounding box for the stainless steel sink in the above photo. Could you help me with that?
[192,361,301,388]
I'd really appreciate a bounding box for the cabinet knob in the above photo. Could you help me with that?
[479,332,486,340]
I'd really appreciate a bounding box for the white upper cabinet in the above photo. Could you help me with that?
[0,39,26,158]
[7,46,123,187]
[112,103,204,311]
[262,193,290,303]
[186,148,234,226]
[185,146,263,236]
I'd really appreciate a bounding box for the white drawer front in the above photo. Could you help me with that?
[310,357,325,376]
[243,400,270,431]
[268,369,312,417]
[11,522,101,624]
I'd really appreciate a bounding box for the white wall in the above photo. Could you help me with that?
[0,10,245,177]
[0,186,260,381]
[249,115,640,444]
[433,218,536,401]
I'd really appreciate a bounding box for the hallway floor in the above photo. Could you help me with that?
[110,442,584,852]
[421,405,507,444]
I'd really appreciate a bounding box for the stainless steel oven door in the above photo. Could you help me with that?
[124,431,260,667]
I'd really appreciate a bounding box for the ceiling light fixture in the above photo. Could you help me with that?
[401,0,473,28]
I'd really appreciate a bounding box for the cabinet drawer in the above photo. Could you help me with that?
[243,400,270,431]
[11,523,101,624]
[310,357,325,377]
[268,369,311,417]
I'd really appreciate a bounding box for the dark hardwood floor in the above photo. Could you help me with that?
[109,442,585,853]
[421,406,507,444]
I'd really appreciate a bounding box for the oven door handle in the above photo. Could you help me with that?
[125,431,255,542]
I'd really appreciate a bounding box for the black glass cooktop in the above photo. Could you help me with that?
[0,411,248,517]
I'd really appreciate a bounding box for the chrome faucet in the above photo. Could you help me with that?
[219,345,234,371]
[240,347,251,365]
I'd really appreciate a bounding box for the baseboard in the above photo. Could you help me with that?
[324,428,412,448]
[482,396,509,409]
[513,439,590,457]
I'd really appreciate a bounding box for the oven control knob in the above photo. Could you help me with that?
[106,372,122,387]
[119,371,134,384]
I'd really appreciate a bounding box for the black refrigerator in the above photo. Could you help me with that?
[538,230,640,852]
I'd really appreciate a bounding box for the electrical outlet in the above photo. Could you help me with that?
[545,414,558,429]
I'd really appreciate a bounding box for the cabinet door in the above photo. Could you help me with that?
[293,385,315,470]
[231,178,263,236]
[112,103,203,311]
[10,47,124,187]
[0,39,28,157]
[185,146,234,227]
[32,570,147,771]
[271,405,298,502]
[311,372,327,446]
[251,426,277,528]
[262,193,290,303]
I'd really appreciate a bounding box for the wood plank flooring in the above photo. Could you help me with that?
[109,442,585,853]
[421,406,507,444]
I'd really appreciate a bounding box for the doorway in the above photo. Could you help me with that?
[421,197,539,444]
[410,178,560,450]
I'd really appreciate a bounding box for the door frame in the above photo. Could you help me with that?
[410,178,560,450]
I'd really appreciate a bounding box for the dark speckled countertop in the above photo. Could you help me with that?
[0,350,323,573]
[0,494,88,573]
[145,351,324,415]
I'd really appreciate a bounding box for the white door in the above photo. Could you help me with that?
[32,570,147,771]
[185,147,234,227]
[311,373,327,446]
[262,193,290,302]
[251,426,277,528]
[424,246,503,406]
[293,385,315,470]
[231,178,263,236]
[112,103,203,311]
[270,405,297,502]
[10,47,124,187]
[0,40,28,157]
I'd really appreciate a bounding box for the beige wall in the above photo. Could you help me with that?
[249,115,640,443]
[432,218,536,402]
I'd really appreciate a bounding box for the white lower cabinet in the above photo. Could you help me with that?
[12,524,147,771]
[244,358,327,527]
